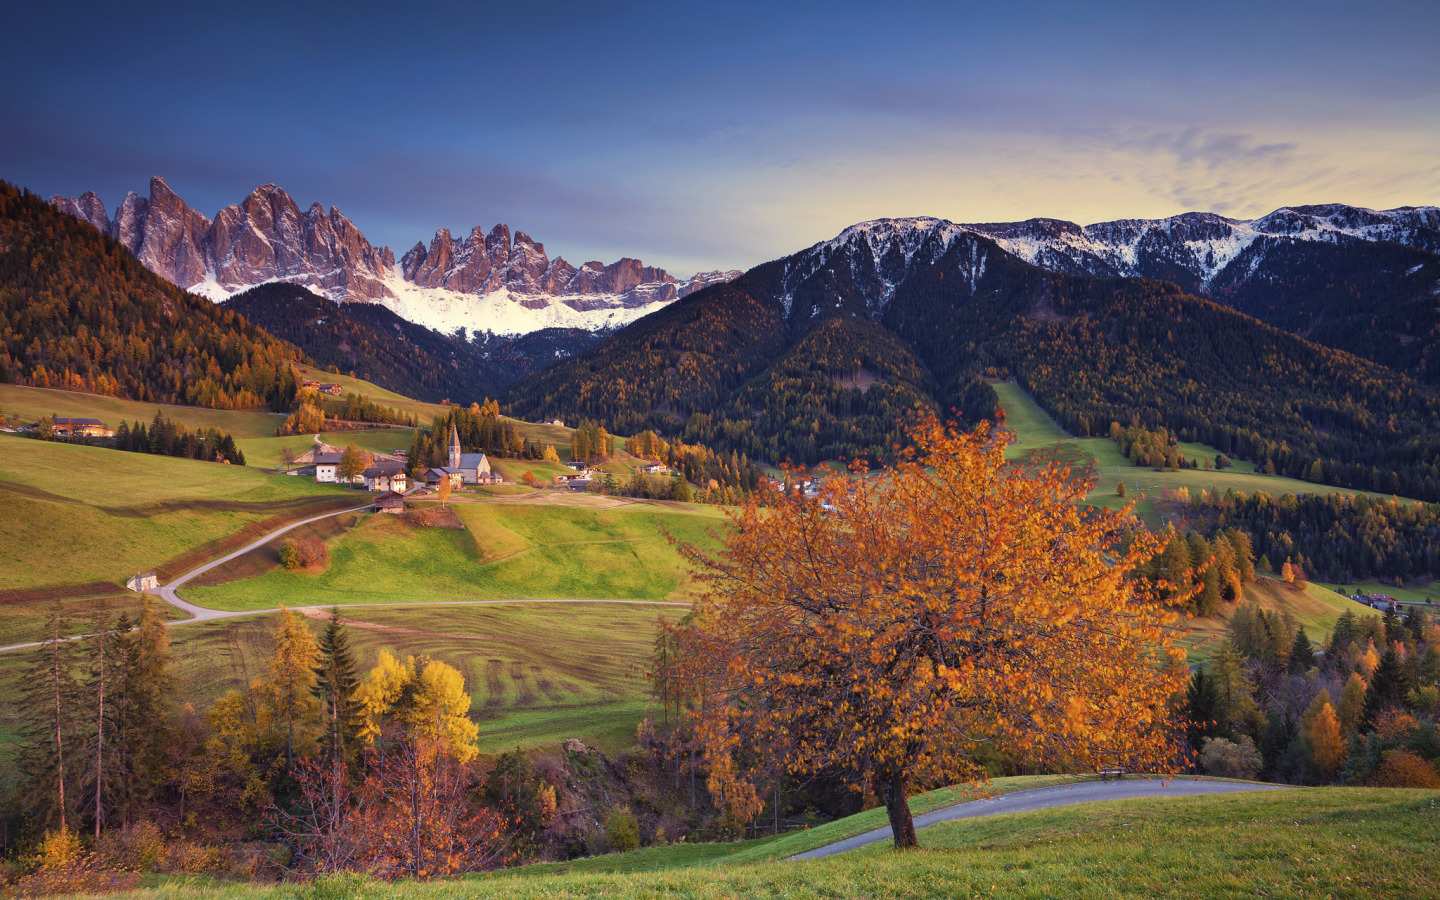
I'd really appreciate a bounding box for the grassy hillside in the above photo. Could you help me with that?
[0,383,286,439]
[0,435,345,593]
[57,787,1439,899]
[1177,577,1380,663]
[185,497,726,611]
[991,381,1413,526]
[236,429,416,469]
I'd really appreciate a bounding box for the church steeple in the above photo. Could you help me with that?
[448,422,462,468]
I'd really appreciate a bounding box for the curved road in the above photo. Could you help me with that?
[0,503,689,653]
[788,777,1288,861]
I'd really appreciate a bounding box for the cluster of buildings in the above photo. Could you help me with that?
[1351,592,1405,614]
[288,425,500,513]
[300,380,346,396]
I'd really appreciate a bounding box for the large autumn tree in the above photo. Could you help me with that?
[665,416,1187,848]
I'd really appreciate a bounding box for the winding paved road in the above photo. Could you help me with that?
[0,503,689,653]
[787,777,1288,860]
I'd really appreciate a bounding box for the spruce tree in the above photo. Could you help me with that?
[1287,627,1315,674]
[1184,668,1222,756]
[1362,647,1413,730]
[312,608,361,766]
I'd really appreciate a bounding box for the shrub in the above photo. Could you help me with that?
[1200,735,1263,780]
[280,537,328,570]
[1370,749,1440,788]
[606,808,640,853]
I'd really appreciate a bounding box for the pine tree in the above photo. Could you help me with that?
[312,608,361,766]
[109,601,175,826]
[16,599,81,831]
[1362,647,1413,731]
[1184,668,1223,756]
[1287,627,1315,674]
[257,609,321,769]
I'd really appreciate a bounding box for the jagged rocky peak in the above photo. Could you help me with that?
[46,176,738,335]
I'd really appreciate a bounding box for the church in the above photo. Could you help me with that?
[427,423,495,485]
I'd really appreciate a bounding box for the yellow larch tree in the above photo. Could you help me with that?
[665,416,1187,849]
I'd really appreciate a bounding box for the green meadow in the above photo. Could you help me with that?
[991,381,1412,526]
[0,435,344,593]
[0,383,285,438]
[57,787,1439,899]
[236,429,417,469]
[186,497,726,611]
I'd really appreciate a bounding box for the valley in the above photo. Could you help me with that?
[3,173,1438,895]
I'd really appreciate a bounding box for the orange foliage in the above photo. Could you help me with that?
[664,416,1186,848]
[1370,750,1440,789]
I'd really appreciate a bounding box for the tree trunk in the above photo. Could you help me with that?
[882,771,918,850]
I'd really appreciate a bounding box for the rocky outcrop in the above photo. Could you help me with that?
[50,178,740,334]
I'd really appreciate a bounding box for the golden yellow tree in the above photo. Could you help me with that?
[1338,672,1368,732]
[357,651,479,764]
[436,474,453,509]
[253,608,321,767]
[1302,691,1345,777]
[666,416,1186,848]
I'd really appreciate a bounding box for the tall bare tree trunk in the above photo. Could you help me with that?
[53,615,66,833]
[94,634,104,840]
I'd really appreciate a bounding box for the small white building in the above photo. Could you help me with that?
[126,572,159,593]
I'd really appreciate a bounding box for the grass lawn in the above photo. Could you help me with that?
[0,383,286,438]
[186,498,727,611]
[236,429,416,469]
[0,436,345,592]
[62,787,1439,899]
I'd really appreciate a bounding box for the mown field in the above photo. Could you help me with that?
[0,599,668,761]
[0,435,346,594]
[186,496,726,611]
[73,787,1440,899]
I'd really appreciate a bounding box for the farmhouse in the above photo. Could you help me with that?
[362,461,408,492]
[445,423,493,484]
[642,463,671,475]
[373,491,405,514]
[126,572,158,593]
[51,417,115,438]
[317,383,345,396]
[422,467,465,489]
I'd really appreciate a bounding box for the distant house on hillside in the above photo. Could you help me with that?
[548,418,564,426]
[642,463,671,475]
[301,380,321,390]
[362,462,408,493]
[373,491,405,514]
[51,417,115,438]
[126,572,158,593]
[317,383,345,396]
[445,423,493,484]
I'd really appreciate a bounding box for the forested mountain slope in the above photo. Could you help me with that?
[507,220,1440,500]
[0,183,303,409]
[225,283,601,402]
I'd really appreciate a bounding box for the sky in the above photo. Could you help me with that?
[4,0,1437,275]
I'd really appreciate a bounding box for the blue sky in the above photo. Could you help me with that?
[4,0,1436,273]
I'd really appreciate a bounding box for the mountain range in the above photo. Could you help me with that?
[49,177,741,337]
[506,209,1440,501]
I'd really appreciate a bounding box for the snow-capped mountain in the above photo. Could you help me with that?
[49,178,740,336]
[787,205,1440,304]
